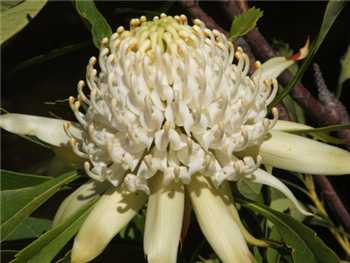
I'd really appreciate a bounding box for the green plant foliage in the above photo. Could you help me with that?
[272,1,346,106]
[229,7,263,40]
[237,180,262,201]
[0,171,79,241]
[7,217,52,241]
[0,170,52,190]
[241,200,339,263]
[0,0,47,44]
[75,0,112,48]
[337,46,350,98]
[8,41,90,78]
[11,200,97,263]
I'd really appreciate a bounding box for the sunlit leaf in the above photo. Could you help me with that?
[0,170,51,190]
[229,7,263,40]
[240,200,339,263]
[0,0,47,44]
[74,0,112,48]
[337,46,350,98]
[0,171,79,241]
[11,199,97,263]
[272,1,346,106]
[6,217,51,241]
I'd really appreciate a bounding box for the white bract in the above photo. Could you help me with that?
[1,14,350,263]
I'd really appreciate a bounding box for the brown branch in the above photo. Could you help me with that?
[314,175,350,233]
[313,63,350,146]
[222,0,350,143]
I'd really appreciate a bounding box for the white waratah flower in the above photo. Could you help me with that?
[1,14,350,263]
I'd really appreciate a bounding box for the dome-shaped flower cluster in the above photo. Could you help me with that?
[68,14,278,193]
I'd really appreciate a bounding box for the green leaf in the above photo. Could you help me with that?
[0,171,79,241]
[11,199,97,263]
[7,217,52,241]
[229,7,263,39]
[286,123,350,135]
[266,227,282,263]
[337,46,350,98]
[0,0,48,44]
[270,189,305,222]
[237,180,262,201]
[272,1,346,106]
[240,200,339,263]
[1,169,52,190]
[8,41,90,78]
[75,0,112,48]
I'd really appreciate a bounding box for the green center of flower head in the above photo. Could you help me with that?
[117,14,197,55]
[66,13,279,194]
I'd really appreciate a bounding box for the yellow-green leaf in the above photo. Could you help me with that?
[74,0,112,48]
[0,0,47,45]
[229,7,263,39]
[337,46,350,98]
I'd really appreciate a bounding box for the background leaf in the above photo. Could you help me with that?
[6,217,52,241]
[75,0,112,48]
[0,170,51,190]
[241,200,339,263]
[0,171,79,241]
[229,7,263,39]
[237,180,262,201]
[337,46,350,98]
[11,199,97,263]
[0,0,47,44]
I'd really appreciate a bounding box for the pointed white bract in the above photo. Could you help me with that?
[53,180,109,226]
[220,182,268,247]
[251,169,312,216]
[71,185,146,263]
[260,130,350,175]
[188,174,255,263]
[0,113,82,147]
[144,173,184,263]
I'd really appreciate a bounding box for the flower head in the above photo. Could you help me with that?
[1,13,350,263]
[67,14,279,193]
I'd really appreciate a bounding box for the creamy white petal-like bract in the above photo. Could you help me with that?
[188,174,255,263]
[251,169,312,216]
[53,180,109,226]
[273,120,311,130]
[71,185,146,263]
[144,174,184,263]
[0,113,82,147]
[260,130,350,175]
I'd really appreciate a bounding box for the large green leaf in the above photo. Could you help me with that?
[75,0,112,48]
[241,200,339,263]
[0,0,48,44]
[272,1,346,106]
[7,217,52,241]
[0,169,51,190]
[11,199,97,263]
[229,7,263,40]
[0,171,79,241]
